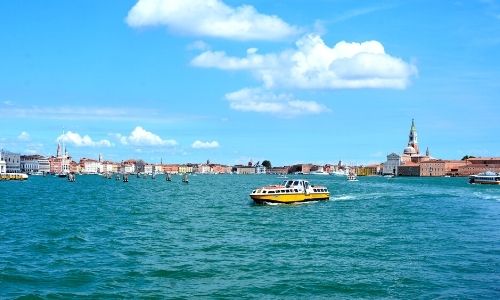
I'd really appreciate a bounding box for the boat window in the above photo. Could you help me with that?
[294,189,298,193]
[293,181,299,186]
[268,191,275,194]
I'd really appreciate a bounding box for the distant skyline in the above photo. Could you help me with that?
[1,0,499,165]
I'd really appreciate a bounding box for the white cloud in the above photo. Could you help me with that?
[118,126,177,146]
[126,0,299,41]
[225,88,329,117]
[192,140,220,149]
[18,131,30,141]
[192,34,417,89]
[57,131,112,147]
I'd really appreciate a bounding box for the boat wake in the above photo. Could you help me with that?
[333,195,356,201]
[473,192,500,202]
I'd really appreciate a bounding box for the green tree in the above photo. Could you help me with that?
[262,160,272,169]
[461,155,476,161]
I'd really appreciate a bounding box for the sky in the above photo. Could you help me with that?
[0,0,499,166]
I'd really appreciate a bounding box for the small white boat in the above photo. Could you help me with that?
[469,171,500,185]
[330,170,347,176]
[310,171,329,176]
[347,173,358,182]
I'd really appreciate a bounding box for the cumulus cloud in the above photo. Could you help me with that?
[192,140,220,149]
[225,88,329,117]
[192,34,417,89]
[118,126,177,146]
[126,0,299,41]
[18,131,30,141]
[57,131,112,147]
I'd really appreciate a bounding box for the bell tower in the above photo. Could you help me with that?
[408,119,419,154]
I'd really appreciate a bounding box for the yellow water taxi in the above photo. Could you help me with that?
[250,179,329,204]
[0,173,28,181]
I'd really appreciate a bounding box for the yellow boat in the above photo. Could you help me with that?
[250,179,329,204]
[0,173,29,181]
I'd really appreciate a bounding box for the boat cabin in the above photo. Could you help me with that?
[251,179,329,195]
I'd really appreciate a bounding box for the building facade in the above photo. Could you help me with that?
[20,155,50,174]
[458,157,500,176]
[80,158,103,174]
[1,150,21,173]
[163,164,179,174]
[0,151,6,173]
[236,166,256,174]
[383,153,401,175]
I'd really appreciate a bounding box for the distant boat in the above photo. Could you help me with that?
[182,173,189,183]
[166,173,172,181]
[67,173,76,182]
[310,170,329,176]
[330,170,347,176]
[469,171,500,185]
[0,173,28,181]
[347,173,358,182]
[277,174,288,179]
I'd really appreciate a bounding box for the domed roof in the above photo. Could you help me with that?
[404,146,417,155]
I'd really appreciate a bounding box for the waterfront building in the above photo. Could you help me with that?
[70,161,80,173]
[178,165,193,174]
[397,162,421,176]
[20,155,50,174]
[154,165,163,174]
[79,158,103,174]
[419,160,466,177]
[144,164,154,175]
[268,166,290,175]
[383,153,401,175]
[356,164,382,176]
[163,164,179,174]
[0,151,6,173]
[210,164,231,174]
[101,161,116,174]
[236,165,256,174]
[121,160,136,174]
[49,143,71,174]
[255,163,266,174]
[384,119,433,176]
[1,150,21,173]
[197,164,211,174]
[458,157,500,176]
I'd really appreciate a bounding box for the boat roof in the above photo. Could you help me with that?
[474,171,499,176]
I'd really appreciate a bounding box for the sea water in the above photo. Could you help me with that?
[1,175,499,298]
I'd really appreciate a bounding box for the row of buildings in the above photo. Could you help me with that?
[1,120,497,177]
[381,119,500,177]
[0,145,271,175]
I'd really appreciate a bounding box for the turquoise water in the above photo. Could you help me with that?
[1,175,499,298]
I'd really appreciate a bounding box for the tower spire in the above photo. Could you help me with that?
[408,118,419,154]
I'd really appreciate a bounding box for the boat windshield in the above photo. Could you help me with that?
[284,180,293,188]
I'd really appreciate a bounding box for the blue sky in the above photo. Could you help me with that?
[1,0,499,166]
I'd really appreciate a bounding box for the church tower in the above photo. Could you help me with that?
[408,119,419,154]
